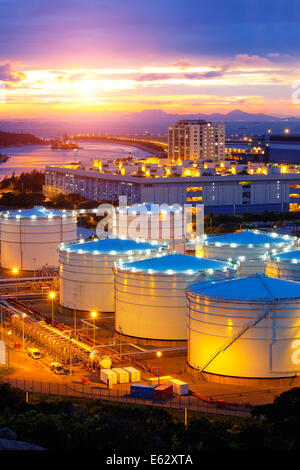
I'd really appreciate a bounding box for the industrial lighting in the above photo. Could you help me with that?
[12,267,19,275]
[49,291,56,300]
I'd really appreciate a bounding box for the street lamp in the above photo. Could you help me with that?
[22,313,26,351]
[156,351,162,386]
[7,330,11,370]
[91,311,97,346]
[49,291,56,326]
[12,267,19,293]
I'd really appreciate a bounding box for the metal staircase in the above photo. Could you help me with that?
[200,298,276,373]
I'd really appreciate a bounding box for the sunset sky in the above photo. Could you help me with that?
[0,0,300,119]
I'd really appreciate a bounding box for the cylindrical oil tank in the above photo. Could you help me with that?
[0,206,77,271]
[266,249,300,280]
[202,230,297,275]
[59,237,165,313]
[187,274,300,379]
[113,203,200,252]
[114,253,236,345]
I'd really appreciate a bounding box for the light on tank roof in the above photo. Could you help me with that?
[292,259,298,264]
[216,242,221,247]
[207,268,214,274]
[31,215,36,219]
[239,256,246,261]
[93,250,99,254]
[265,243,270,247]
[230,243,237,248]
[16,215,20,219]
[186,269,195,274]
[148,269,154,274]
[109,250,117,255]
[167,269,174,274]
[79,239,84,244]
[248,244,253,248]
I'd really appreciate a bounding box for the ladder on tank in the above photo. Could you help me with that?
[199,296,276,374]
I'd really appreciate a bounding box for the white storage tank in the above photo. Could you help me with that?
[113,203,200,253]
[114,253,236,345]
[202,230,296,275]
[59,237,164,313]
[0,206,77,271]
[187,274,300,380]
[266,249,300,280]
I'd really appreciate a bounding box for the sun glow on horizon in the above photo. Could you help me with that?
[1,59,300,118]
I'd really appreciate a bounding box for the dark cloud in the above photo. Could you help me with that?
[0,0,299,66]
[0,62,26,82]
[184,71,225,80]
[136,74,173,82]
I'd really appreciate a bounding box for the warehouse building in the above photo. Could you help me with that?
[45,165,300,214]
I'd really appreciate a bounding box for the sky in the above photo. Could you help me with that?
[0,0,300,120]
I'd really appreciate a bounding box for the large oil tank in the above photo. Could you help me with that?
[266,249,300,280]
[202,230,296,275]
[0,206,77,271]
[59,237,164,313]
[114,253,236,345]
[187,274,300,380]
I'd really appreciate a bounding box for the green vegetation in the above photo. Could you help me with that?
[1,382,300,450]
[205,211,300,234]
[0,130,44,147]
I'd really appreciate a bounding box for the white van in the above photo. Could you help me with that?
[50,362,65,375]
[28,348,41,359]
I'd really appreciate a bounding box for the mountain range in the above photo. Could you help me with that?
[0,109,300,137]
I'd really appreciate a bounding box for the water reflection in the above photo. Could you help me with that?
[0,142,149,180]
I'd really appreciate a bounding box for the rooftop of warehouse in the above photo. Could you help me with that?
[188,274,300,301]
[117,253,233,274]
[60,237,164,254]
[204,230,294,246]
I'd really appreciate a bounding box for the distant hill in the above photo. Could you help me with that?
[0,130,44,146]
[0,109,300,137]
[123,108,292,123]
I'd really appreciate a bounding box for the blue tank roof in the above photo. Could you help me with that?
[61,237,163,254]
[272,249,300,263]
[2,206,74,219]
[188,274,300,301]
[118,253,233,274]
[204,230,293,247]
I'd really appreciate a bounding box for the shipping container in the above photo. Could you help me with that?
[130,384,155,399]
[100,368,117,385]
[153,384,173,401]
[123,366,141,382]
[149,375,173,386]
[112,368,129,384]
[168,379,189,396]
